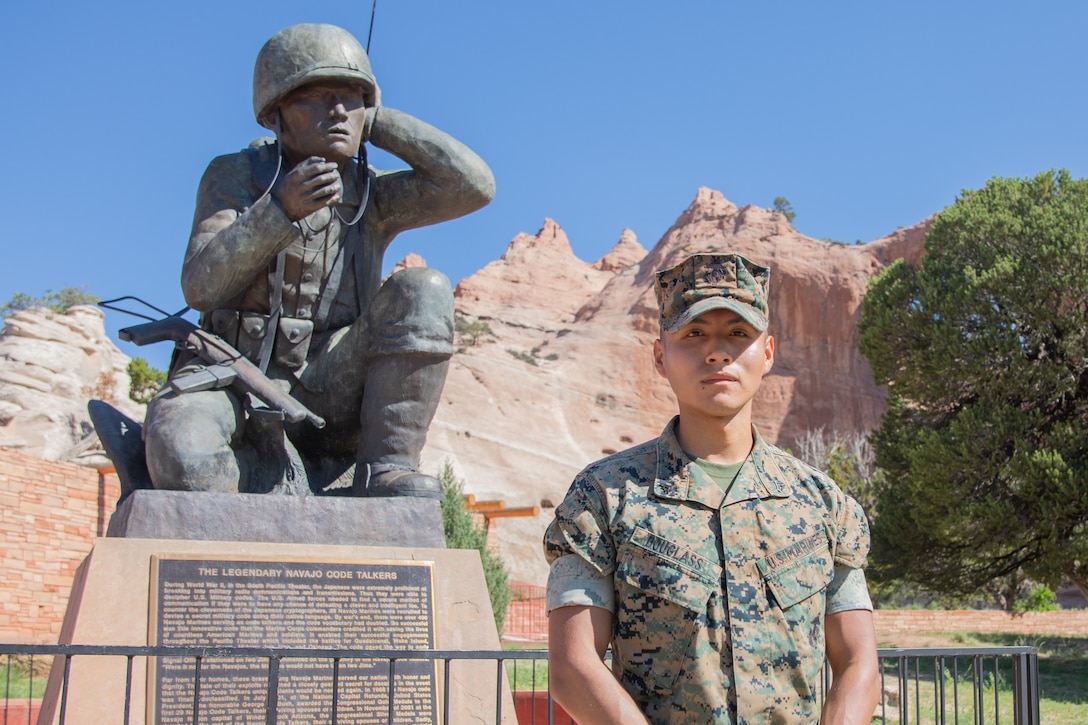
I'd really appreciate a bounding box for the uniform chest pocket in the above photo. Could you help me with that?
[613,527,720,699]
[755,534,833,610]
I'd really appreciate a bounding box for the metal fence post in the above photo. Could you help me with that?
[265,655,280,725]
[1012,650,1040,725]
[0,642,1045,724]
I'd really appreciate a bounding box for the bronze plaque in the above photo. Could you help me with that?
[149,556,437,724]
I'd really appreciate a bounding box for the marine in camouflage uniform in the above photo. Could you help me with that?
[543,253,879,724]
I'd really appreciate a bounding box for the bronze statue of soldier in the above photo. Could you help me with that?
[141,23,494,499]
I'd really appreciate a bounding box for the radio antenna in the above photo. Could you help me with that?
[366,0,378,53]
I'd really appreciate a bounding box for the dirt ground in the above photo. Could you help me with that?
[875,631,972,649]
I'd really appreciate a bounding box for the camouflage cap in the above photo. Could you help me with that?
[655,253,770,332]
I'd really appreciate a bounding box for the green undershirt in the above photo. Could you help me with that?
[694,457,746,493]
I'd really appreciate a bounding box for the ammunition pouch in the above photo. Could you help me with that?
[208,309,241,346]
[272,317,314,369]
[206,310,314,370]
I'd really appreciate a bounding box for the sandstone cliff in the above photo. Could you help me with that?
[0,305,144,465]
[0,188,931,586]
[421,188,931,585]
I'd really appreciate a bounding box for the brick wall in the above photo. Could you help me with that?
[503,595,1088,643]
[3,446,1088,644]
[0,448,118,643]
[874,608,1088,637]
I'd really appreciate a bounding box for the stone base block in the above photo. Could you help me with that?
[107,490,445,548]
[37,538,512,725]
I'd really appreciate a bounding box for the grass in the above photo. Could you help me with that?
[503,643,550,691]
[874,632,1088,723]
[999,634,1088,723]
[1,655,50,700]
[504,632,1088,722]
[7,636,1082,719]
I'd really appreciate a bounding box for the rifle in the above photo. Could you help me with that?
[120,315,326,429]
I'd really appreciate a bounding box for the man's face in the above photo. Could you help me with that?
[277,80,368,167]
[653,308,774,424]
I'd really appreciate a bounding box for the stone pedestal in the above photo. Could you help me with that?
[37,538,514,724]
[107,489,446,548]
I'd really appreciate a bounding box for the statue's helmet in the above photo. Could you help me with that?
[253,23,377,129]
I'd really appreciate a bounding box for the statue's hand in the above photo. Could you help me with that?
[273,157,342,221]
[363,83,382,143]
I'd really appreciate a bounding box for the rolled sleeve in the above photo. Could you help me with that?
[826,566,873,613]
[542,471,619,616]
[545,555,616,614]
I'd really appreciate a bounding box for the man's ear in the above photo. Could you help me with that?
[653,338,667,378]
[762,334,775,376]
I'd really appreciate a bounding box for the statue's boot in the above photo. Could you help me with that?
[244,406,309,495]
[353,354,450,500]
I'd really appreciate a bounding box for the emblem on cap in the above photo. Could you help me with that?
[654,253,770,332]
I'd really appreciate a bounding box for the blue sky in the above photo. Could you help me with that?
[3,2,1086,368]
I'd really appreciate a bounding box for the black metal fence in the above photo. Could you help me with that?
[871,647,1039,724]
[2,643,1039,724]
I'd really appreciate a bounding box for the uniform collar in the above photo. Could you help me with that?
[652,416,789,508]
[335,158,365,208]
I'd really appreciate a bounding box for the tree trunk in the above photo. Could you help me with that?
[985,572,1024,612]
[1065,566,1088,603]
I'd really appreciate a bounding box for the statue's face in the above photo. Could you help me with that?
[277,80,368,167]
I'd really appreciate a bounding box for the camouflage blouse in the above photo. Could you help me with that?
[543,417,870,724]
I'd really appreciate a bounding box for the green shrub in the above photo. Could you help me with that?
[1,287,99,317]
[456,319,493,346]
[1014,585,1059,612]
[439,462,511,633]
[127,357,167,404]
[772,196,796,223]
[506,349,538,366]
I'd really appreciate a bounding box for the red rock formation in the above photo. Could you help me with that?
[423,188,930,584]
[391,252,427,273]
[0,189,932,587]
[592,229,646,272]
[455,219,617,329]
[0,305,143,464]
